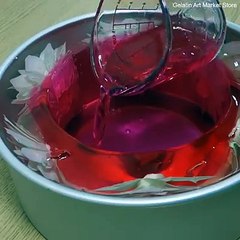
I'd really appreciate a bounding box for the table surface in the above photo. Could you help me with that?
[0,0,240,239]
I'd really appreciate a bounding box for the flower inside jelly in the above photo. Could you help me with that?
[5,21,240,196]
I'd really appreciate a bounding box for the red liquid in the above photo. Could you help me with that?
[93,23,222,144]
[95,15,219,92]
[26,29,238,192]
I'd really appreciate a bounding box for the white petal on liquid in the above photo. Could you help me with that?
[40,43,55,72]
[21,147,48,163]
[25,55,47,75]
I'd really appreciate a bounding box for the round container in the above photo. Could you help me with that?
[0,14,240,240]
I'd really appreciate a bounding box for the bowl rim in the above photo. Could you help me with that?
[0,13,240,207]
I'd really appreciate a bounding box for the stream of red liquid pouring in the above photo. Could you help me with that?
[27,26,238,191]
[92,17,221,144]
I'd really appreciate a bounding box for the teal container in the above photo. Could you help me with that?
[0,14,240,240]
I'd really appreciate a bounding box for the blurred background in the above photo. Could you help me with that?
[0,0,239,239]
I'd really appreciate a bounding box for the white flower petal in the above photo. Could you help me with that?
[11,43,67,109]
[5,128,46,150]
[19,70,44,84]
[37,165,59,181]
[25,55,47,75]
[21,147,48,163]
[4,117,58,182]
[4,116,48,148]
[10,75,33,91]
[15,91,31,101]
[40,43,55,72]
[54,43,66,61]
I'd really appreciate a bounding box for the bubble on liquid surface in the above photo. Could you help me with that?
[125,129,131,134]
